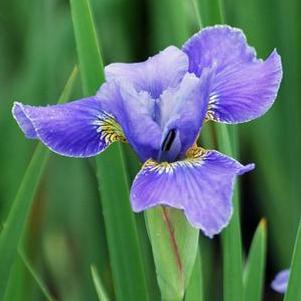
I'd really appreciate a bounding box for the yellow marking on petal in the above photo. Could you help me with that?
[93,112,126,144]
[143,147,208,175]
[185,146,207,159]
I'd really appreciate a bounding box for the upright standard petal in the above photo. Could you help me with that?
[183,25,282,123]
[12,97,125,157]
[105,46,189,99]
[97,80,162,162]
[271,269,290,294]
[131,148,254,237]
[158,67,215,162]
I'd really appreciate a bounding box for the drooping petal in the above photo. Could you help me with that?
[158,67,215,161]
[105,46,189,99]
[130,148,254,237]
[12,97,125,157]
[183,25,282,123]
[97,80,162,161]
[271,269,290,294]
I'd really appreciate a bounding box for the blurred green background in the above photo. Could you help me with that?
[0,0,300,300]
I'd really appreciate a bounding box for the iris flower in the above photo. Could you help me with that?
[12,26,282,237]
[271,269,290,293]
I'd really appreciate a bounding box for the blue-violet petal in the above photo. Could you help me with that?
[12,97,124,157]
[130,148,254,237]
[271,269,290,294]
[105,46,189,99]
[183,25,282,124]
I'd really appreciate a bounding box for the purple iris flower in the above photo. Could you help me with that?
[271,269,290,293]
[12,26,282,238]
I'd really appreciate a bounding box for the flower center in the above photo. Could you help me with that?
[157,129,181,163]
[161,129,176,152]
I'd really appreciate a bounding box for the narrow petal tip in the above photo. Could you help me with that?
[268,48,283,91]
[12,101,37,138]
[238,163,255,175]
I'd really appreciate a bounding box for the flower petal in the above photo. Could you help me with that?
[158,67,215,161]
[97,80,162,162]
[271,269,290,294]
[13,102,37,138]
[105,46,189,99]
[12,97,125,157]
[183,25,282,123]
[130,149,254,237]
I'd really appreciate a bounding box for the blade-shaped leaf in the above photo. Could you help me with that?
[216,124,244,301]
[19,249,55,301]
[197,0,225,26]
[91,265,109,301]
[216,124,243,301]
[284,218,301,301]
[243,219,267,301]
[145,207,199,301]
[69,0,104,95]
[149,0,189,51]
[69,0,150,300]
[184,250,203,301]
[0,67,78,299]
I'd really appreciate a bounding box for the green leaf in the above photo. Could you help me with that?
[198,235,217,301]
[19,249,55,301]
[191,0,203,29]
[149,0,189,51]
[243,219,267,301]
[0,67,78,300]
[95,146,149,301]
[284,218,301,301]
[69,0,150,300]
[91,265,110,301]
[57,67,80,105]
[216,124,244,301]
[184,250,203,301]
[145,207,199,301]
[69,0,104,95]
